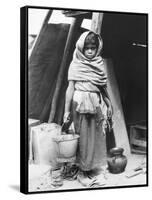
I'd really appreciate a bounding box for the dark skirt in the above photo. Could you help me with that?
[72,101,107,171]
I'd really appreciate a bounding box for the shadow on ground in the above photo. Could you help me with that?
[9,185,20,192]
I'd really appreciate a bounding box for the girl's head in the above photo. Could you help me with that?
[83,32,99,59]
[75,31,103,61]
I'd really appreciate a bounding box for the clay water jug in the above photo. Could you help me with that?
[107,147,127,174]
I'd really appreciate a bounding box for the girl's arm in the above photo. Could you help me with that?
[100,86,113,118]
[64,81,75,122]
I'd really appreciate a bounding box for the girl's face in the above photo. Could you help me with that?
[83,43,97,59]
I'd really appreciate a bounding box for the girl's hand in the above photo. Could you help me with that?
[98,118,113,135]
[63,112,70,123]
[107,104,113,119]
[97,118,107,135]
[103,96,113,119]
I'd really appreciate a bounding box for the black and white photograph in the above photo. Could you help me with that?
[21,6,148,194]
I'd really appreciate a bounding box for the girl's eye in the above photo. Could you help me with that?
[85,47,96,50]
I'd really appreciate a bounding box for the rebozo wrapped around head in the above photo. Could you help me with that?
[68,31,107,86]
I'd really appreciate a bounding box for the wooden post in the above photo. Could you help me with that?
[91,12,104,34]
[91,13,131,155]
[104,59,131,155]
[48,17,83,123]
[29,10,53,61]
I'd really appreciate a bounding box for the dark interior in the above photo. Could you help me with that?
[101,13,147,125]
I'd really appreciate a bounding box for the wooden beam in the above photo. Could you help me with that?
[62,10,91,18]
[48,17,83,123]
[29,10,53,61]
[91,12,104,34]
[104,59,131,155]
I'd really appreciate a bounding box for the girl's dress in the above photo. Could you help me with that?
[68,31,108,171]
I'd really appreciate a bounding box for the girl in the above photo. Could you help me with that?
[64,31,113,185]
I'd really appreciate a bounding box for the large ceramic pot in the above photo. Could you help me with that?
[107,147,127,174]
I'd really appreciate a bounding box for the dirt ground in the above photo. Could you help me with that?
[28,154,146,192]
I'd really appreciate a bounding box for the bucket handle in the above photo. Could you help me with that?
[61,121,75,136]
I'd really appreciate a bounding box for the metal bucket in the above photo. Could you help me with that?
[53,134,79,159]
